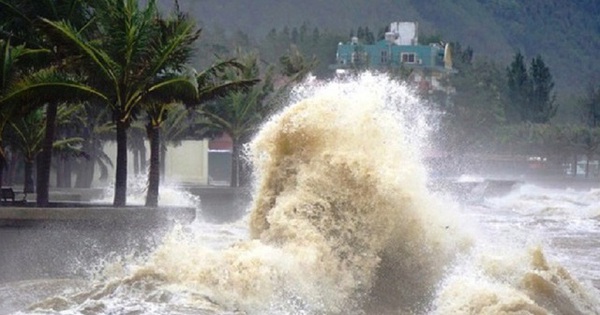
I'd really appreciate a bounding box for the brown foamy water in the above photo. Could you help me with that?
[2,73,599,315]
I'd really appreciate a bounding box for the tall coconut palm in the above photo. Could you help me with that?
[42,0,200,206]
[143,60,258,207]
[1,0,95,206]
[1,65,105,203]
[0,40,101,194]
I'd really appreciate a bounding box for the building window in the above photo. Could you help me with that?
[401,53,416,63]
[381,50,388,63]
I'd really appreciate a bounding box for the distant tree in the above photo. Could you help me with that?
[506,52,557,124]
[579,82,600,128]
[450,42,474,70]
[419,34,443,45]
[377,24,390,41]
[279,45,319,81]
[364,26,375,44]
[282,26,290,40]
[560,81,600,177]
[529,55,557,123]
[442,58,507,154]
[299,23,308,43]
[558,124,600,178]
[352,26,376,44]
[506,51,530,123]
[291,27,299,44]
[311,27,320,43]
[357,27,365,41]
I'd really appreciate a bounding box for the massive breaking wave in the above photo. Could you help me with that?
[15,73,600,314]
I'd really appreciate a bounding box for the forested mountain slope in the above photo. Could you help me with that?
[162,0,600,94]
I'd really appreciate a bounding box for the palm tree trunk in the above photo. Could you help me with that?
[140,146,147,174]
[56,157,64,187]
[75,163,93,188]
[24,159,35,193]
[146,123,160,207]
[7,152,17,186]
[64,158,72,188]
[230,137,240,187]
[75,141,94,188]
[160,144,167,179]
[114,120,128,206]
[133,149,140,176]
[0,144,5,188]
[585,154,591,178]
[37,102,58,207]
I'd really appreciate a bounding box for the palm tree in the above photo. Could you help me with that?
[0,0,91,48]
[74,103,114,188]
[7,104,85,193]
[201,48,316,187]
[1,40,100,194]
[42,0,200,206]
[1,0,101,206]
[144,102,187,207]
[6,109,44,193]
[142,60,258,207]
[0,40,45,187]
[128,121,147,177]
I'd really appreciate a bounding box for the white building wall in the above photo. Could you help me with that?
[97,139,209,187]
[165,140,209,184]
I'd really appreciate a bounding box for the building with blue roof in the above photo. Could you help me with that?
[332,22,454,94]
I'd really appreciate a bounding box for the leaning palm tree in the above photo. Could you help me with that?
[42,0,200,206]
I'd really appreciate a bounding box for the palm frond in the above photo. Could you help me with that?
[197,79,260,105]
[0,67,105,112]
[41,18,118,83]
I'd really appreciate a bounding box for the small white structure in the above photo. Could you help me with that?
[389,22,419,46]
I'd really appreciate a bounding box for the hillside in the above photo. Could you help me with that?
[160,0,600,95]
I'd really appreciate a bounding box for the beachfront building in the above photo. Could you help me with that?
[332,22,454,95]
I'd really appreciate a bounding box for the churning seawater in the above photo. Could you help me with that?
[2,73,600,314]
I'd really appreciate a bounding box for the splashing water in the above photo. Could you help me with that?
[94,175,201,208]
[4,73,600,314]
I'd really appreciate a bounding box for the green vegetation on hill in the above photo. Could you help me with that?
[163,0,599,95]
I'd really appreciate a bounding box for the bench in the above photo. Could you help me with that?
[1,188,26,203]
[1,188,15,202]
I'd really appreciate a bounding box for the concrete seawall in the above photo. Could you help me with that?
[0,205,196,228]
[0,205,196,283]
[0,186,252,283]
[0,185,251,225]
